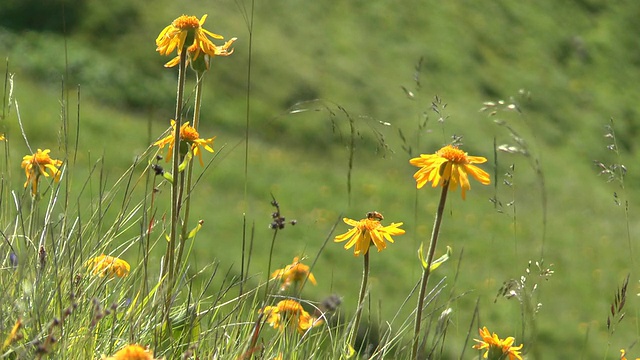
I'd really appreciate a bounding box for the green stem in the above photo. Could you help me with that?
[176,71,206,275]
[163,49,188,330]
[349,251,370,352]
[411,181,449,360]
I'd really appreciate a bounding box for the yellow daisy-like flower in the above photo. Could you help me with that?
[472,327,523,360]
[102,344,159,360]
[259,299,322,334]
[21,148,63,195]
[334,211,405,256]
[409,144,490,200]
[271,257,317,291]
[155,14,235,68]
[164,37,236,69]
[153,120,215,166]
[86,255,131,278]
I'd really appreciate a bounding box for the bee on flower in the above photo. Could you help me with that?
[334,211,405,256]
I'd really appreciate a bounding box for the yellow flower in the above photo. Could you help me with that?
[102,344,159,360]
[153,120,215,166]
[155,14,235,68]
[164,37,236,69]
[0,134,5,141]
[259,299,322,334]
[409,145,490,199]
[334,211,405,256]
[621,349,640,360]
[472,326,523,360]
[271,257,317,291]
[86,255,131,278]
[21,148,63,195]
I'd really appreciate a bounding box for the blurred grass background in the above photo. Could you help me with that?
[1,0,639,357]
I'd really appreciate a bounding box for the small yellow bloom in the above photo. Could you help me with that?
[334,211,405,256]
[621,349,640,360]
[259,299,322,334]
[473,326,523,360]
[153,120,215,166]
[271,257,317,291]
[102,344,159,360]
[21,148,63,195]
[156,14,235,68]
[410,145,490,199]
[0,134,5,141]
[86,255,131,278]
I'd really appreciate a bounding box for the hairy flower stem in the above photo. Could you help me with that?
[163,49,188,330]
[176,71,206,273]
[411,181,449,360]
[349,251,369,351]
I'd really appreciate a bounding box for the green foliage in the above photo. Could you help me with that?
[0,1,639,359]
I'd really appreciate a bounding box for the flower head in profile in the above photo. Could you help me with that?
[21,149,63,195]
[334,211,405,256]
[473,327,523,360]
[86,255,131,278]
[154,120,215,166]
[271,257,317,291]
[156,14,236,68]
[621,349,640,360]
[101,344,160,360]
[410,145,490,199]
[259,299,322,334]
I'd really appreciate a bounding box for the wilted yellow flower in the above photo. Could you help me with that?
[271,257,317,291]
[21,148,63,195]
[86,255,131,278]
[156,14,235,68]
[334,211,405,256]
[473,326,523,360]
[102,344,159,360]
[259,299,322,334]
[154,120,215,166]
[410,145,490,199]
[164,37,236,69]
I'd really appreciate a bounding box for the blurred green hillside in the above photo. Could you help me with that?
[1,0,640,358]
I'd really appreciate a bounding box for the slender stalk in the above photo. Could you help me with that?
[176,71,205,274]
[349,251,370,351]
[411,181,449,360]
[162,49,188,329]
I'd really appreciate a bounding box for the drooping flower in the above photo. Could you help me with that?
[164,37,236,69]
[155,14,235,68]
[86,255,131,278]
[21,149,63,195]
[473,326,523,360]
[410,145,490,199]
[259,299,322,334]
[153,120,215,166]
[271,257,317,291]
[334,211,405,256]
[102,344,159,360]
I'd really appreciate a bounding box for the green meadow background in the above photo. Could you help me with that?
[1,0,640,358]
